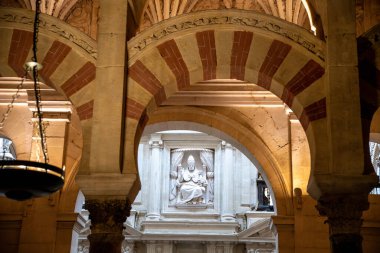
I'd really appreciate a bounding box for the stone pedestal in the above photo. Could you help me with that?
[85,199,130,253]
[316,194,369,253]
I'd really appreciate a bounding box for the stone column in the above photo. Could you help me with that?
[221,142,235,221]
[207,243,233,253]
[223,242,233,253]
[316,194,369,253]
[309,0,379,252]
[146,134,163,220]
[85,199,130,253]
[206,243,216,253]
[88,0,128,174]
[146,241,173,253]
[146,242,156,253]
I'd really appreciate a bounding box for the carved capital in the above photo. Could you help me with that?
[85,199,131,234]
[149,134,163,149]
[149,139,163,148]
[316,194,368,235]
[221,141,233,149]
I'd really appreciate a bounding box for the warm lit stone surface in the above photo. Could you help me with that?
[0,1,379,253]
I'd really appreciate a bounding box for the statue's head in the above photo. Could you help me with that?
[187,155,195,170]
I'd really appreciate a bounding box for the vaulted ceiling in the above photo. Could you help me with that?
[1,0,317,39]
[139,0,315,32]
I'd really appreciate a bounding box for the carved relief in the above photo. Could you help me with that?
[316,195,368,235]
[128,11,325,61]
[65,0,99,40]
[169,148,214,207]
[140,0,309,32]
[78,240,90,253]
[0,9,97,59]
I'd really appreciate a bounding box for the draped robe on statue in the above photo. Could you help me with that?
[177,155,207,204]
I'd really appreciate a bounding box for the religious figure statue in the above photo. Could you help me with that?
[177,155,208,204]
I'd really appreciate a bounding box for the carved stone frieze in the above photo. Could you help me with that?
[0,8,97,59]
[128,10,325,61]
[85,199,131,234]
[316,194,369,235]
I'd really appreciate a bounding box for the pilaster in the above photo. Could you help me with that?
[270,215,295,253]
[221,142,235,221]
[88,0,128,174]
[146,241,174,253]
[146,134,163,220]
[55,212,80,253]
[206,242,234,253]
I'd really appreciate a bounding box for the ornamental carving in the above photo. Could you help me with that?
[128,10,325,61]
[65,0,98,40]
[85,199,131,233]
[169,148,214,207]
[316,194,369,235]
[0,8,97,59]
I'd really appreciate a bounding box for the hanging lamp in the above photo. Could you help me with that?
[0,0,64,201]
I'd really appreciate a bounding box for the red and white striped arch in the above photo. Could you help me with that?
[0,8,98,181]
[124,11,328,180]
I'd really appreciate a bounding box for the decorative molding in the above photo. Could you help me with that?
[128,10,325,61]
[0,8,97,60]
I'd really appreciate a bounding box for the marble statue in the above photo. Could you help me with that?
[177,155,208,204]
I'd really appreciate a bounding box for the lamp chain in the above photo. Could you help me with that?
[0,71,28,129]
[32,0,49,163]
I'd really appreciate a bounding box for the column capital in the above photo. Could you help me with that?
[316,194,368,235]
[85,198,131,234]
[148,134,163,148]
[316,194,369,252]
[221,141,233,149]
